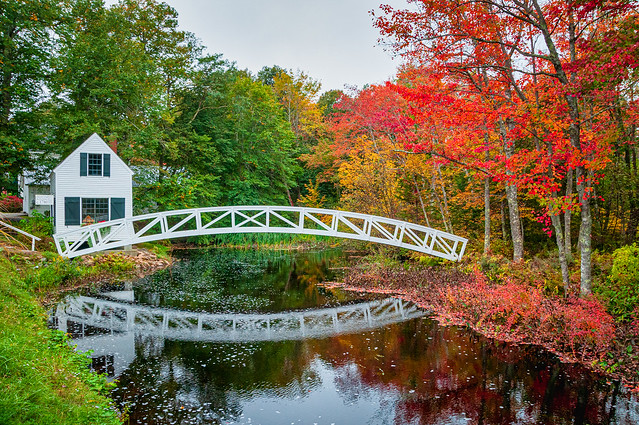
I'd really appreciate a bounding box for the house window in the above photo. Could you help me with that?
[81,152,110,177]
[82,198,109,224]
[88,153,103,176]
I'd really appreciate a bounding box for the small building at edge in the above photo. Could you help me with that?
[50,133,133,234]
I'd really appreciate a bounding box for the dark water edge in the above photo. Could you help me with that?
[50,248,639,425]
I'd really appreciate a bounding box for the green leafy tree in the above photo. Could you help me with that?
[317,89,343,118]
[112,0,202,110]
[46,0,156,151]
[45,0,202,157]
[0,0,72,188]
[257,65,287,87]
[181,61,298,206]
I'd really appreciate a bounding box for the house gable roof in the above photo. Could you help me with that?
[52,133,133,175]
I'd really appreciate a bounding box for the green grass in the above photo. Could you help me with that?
[136,241,172,259]
[190,232,336,247]
[0,256,123,424]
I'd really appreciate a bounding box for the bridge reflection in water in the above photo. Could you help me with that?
[52,294,425,378]
[54,295,425,343]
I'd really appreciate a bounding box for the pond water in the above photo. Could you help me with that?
[51,248,639,425]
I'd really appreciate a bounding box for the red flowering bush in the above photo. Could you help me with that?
[343,260,617,362]
[341,257,630,383]
[0,195,23,213]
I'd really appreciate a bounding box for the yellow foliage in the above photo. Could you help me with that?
[298,180,326,209]
[337,136,404,218]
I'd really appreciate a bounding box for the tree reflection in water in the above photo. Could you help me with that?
[107,319,637,425]
[63,249,638,424]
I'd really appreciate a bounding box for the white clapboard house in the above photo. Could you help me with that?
[50,133,133,234]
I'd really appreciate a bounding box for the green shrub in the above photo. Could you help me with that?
[23,257,84,291]
[415,253,445,267]
[19,211,54,238]
[137,241,172,259]
[89,253,135,274]
[595,244,639,321]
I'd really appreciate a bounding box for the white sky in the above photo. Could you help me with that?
[147,0,409,92]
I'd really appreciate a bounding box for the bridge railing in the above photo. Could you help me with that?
[0,219,41,251]
[53,206,468,261]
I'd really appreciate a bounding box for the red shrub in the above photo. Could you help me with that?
[343,262,617,362]
[555,297,616,357]
[0,195,23,213]
[436,271,615,360]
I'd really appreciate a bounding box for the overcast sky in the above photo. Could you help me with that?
[146,0,409,92]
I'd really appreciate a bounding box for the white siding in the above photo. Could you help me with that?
[53,134,133,233]
[24,185,52,216]
[20,180,29,214]
[19,173,52,216]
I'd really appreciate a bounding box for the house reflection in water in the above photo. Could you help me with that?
[53,288,138,380]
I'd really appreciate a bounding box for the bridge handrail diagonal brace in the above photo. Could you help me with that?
[53,206,468,261]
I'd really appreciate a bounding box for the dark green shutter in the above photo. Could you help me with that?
[110,198,125,220]
[64,197,81,226]
[80,153,87,176]
[103,153,111,177]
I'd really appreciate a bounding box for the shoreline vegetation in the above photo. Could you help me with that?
[320,249,639,393]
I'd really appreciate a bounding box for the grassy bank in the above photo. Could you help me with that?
[0,211,175,424]
[0,254,123,424]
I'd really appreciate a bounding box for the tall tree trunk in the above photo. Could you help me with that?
[483,134,491,256]
[431,179,450,232]
[429,166,451,232]
[285,185,294,207]
[575,163,592,296]
[565,95,592,295]
[505,182,524,261]
[436,164,453,233]
[500,118,524,261]
[412,174,430,227]
[533,0,591,294]
[484,175,491,256]
[551,211,570,288]
[545,140,570,288]
[500,196,508,241]
[564,13,576,264]
[564,168,573,263]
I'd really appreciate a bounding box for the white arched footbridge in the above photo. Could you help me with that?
[53,206,467,261]
[55,296,426,342]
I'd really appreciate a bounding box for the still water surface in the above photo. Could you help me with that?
[52,249,639,424]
